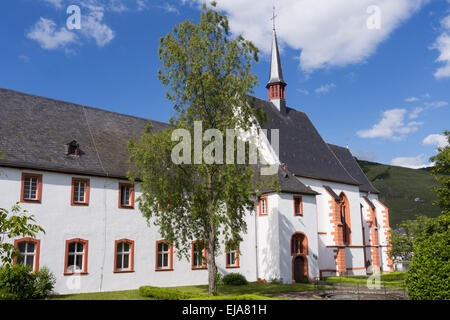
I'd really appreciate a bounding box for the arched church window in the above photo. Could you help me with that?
[291,233,308,255]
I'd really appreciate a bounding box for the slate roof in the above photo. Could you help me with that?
[0,88,169,178]
[267,30,285,86]
[251,97,360,186]
[258,165,318,196]
[363,196,376,210]
[323,185,342,202]
[327,144,380,194]
[0,88,374,192]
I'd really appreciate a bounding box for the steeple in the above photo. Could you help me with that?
[266,7,286,112]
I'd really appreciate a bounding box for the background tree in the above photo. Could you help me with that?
[430,131,450,213]
[388,215,432,261]
[128,3,271,295]
[405,131,449,300]
[0,203,45,266]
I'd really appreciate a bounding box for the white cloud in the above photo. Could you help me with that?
[187,0,427,73]
[43,0,64,9]
[391,154,432,169]
[350,150,377,161]
[108,0,128,13]
[27,17,77,50]
[423,134,449,148]
[405,96,420,102]
[137,0,147,11]
[424,101,448,109]
[315,83,336,94]
[357,108,422,140]
[408,101,447,119]
[430,5,450,79]
[296,89,309,95]
[157,3,180,14]
[29,2,116,50]
[80,6,115,47]
[408,107,423,119]
[19,55,31,63]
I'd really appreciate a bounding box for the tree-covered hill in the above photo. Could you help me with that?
[357,160,441,228]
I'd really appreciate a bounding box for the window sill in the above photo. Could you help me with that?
[21,199,41,204]
[72,202,89,206]
[114,270,135,274]
[191,267,207,270]
[155,268,173,272]
[119,206,135,210]
[225,265,240,269]
[64,272,88,276]
[258,214,268,217]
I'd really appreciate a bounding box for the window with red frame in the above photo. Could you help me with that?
[14,238,40,272]
[258,196,268,216]
[119,183,134,209]
[21,173,42,203]
[64,239,88,275]
[71,178,90,206]
[191,241,207,269]
[156,240,173,271]
[294,196,303,216]
[226,241,239,268]
[114,240,134,272]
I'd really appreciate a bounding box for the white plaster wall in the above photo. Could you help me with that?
[255,193,280,281]
[276,193,319,282]
[297,177,364,246]
[373,200,389,246]
[297,177,367,275]
[0,167,258,294]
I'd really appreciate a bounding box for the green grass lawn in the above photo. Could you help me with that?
[49,289,154,300]
[323,272,406,289]
[174,281,315,296]
[49,281,315,300]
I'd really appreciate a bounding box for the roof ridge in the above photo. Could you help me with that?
[0,87,170,127]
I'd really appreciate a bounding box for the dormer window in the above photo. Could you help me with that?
[67,140,80,157]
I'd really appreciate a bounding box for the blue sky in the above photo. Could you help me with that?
[0,0,449,168]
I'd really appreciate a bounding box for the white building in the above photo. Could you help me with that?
[0,29,393,294]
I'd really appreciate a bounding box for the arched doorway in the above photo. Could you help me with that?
[291,232,309,283]
[293,255,307,283]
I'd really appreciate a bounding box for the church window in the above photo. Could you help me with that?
[64,239,88,275]
[119,183,134,209]
[294,196,303,216]
[14,238,40,272]
[71,178,90,205]
[114,239,134,273]
[21,173,42,203]
[291,233,308,255]
[226,241,239,268]
[191,241,207,269]
[258,196,268,216]
[156,240,173,271]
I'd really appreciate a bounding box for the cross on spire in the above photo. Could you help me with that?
[271,6,277,30]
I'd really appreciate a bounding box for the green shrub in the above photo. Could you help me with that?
[33,267,56,299]
[0,265,56,300]
[222,273,248,286]
[406,231,450,300]
[139,286,199,300]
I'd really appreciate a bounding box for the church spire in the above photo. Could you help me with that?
[266,6,286,111]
